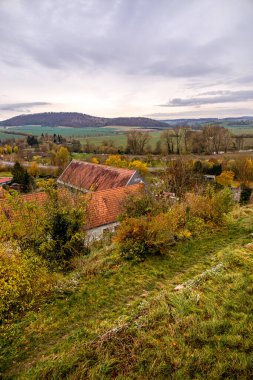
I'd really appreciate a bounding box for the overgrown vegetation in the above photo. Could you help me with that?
[116,187,233,260]
[1,208,253,379]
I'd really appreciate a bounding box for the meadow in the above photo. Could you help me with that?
[0,125,162,148]
[1,206,253,379]
[1,126,120,138]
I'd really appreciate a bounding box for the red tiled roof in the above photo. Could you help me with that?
[0,184,145,231]
[0,191,47,203]
[85,183,144,230]
[57,160,136,192]
[19,192,48,203]
[0,177,12,185]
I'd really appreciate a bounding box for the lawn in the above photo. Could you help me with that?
[1,208,253,379]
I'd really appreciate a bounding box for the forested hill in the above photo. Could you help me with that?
[0,112,166,128]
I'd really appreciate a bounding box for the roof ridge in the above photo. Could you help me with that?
[89,183,144,196]
[69,160,136,173]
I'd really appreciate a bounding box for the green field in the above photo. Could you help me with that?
[2,125,120,138]
[0,131,25,141]
[0,125,162,148]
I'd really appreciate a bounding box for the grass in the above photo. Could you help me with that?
[1,209,253,379]
[0,171,12,177]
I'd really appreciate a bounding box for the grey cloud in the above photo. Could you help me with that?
[0,102,51,112]
[0,0,252,80]
[161,90,253,107]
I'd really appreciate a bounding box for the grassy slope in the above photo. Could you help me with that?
[1,209,253,379]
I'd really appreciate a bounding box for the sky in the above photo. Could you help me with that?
[0,0,253,121]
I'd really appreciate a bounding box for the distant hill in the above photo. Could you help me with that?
[0,112,166,128]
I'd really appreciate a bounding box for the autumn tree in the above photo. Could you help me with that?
[164,158,199,197]
[126,130,150,154]
[161,129,174,154]
[53,146,71,169]
[202,125,232,154]
[28,162,40,177]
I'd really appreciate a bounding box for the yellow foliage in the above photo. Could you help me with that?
[105,155,147,175]
[91,157,100,164]
[0,247,53,321]
[216,171,234,187]
[128,160,148,175]
[28,161,40,177]
[105,155,128,168]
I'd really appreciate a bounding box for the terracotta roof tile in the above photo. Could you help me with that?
[57,160,136,192]
[0,192,47,204]
[19,192,48,203]
[0,177,12,185]
[85,183,144,230]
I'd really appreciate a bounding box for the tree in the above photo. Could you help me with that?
[28,162,40,177]
[126,130,150,154]
[27,136,38,146]
[202,125,232,154]
[173,126,183,154]
[5,145,12,154]
[11,162,35,192]
[54,146,71,168]
[161,130,174,154]
[164,159,198,197]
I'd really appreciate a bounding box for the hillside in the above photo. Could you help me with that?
[0,112,166,128]
[1,207,253,379]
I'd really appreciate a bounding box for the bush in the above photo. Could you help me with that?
[0,189,87,269]
[240,184,252,205]
[115,205,188,260]
[0,247,53,322]
[116,188,234,261]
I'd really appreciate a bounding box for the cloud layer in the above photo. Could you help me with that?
[161,90,253,107]
[0,102,51,112]
[0,0,253,119]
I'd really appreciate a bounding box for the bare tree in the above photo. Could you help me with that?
[126,130,150,154]
[161,129,174,154]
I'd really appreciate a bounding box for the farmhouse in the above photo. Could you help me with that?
[56,160,145,238]
[85,183,144,239]
[57,160,143,192]
[0,159,145,238]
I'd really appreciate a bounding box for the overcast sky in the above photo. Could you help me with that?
[0,0,253,120]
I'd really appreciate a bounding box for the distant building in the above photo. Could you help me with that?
[0,177,12,186]
[203,174,216,181]
[57,160,143,192]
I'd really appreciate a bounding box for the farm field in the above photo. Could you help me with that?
[0,125,162,148]
[1,126,119,138]
[0,131,24,141]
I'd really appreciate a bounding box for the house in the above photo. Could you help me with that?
[0,184,144,240]
[0,161,145,240]
[57,160,143,192]
[0,177,12,186]
[85,183,144,239]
